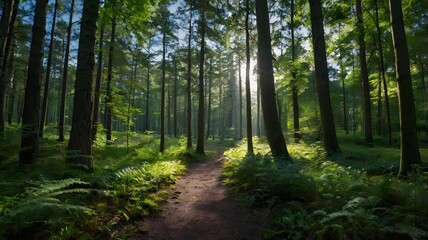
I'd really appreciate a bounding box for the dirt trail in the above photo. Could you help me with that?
[139,146,265,240]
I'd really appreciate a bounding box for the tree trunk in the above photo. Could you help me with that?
[375,0,392,144]
[206,57,212,140]
[67,0,100,172]
[186,6,192,148]
[257,77,260,137]
[308,0,339,153]
[255,0,289,158]
[19,0,48,163]
[356,0,373,142]
[39,0,58,138]
[7,44,16,124]
[105,14,116,144]
[145,37,152,132]
[219,79,224,141]
[338,24,348,135]
[92,27,104,142]
[173,56,178,137]
[160,31,166,152]
[0,0,15,134]
[291,0,301,142]
[388,0,421,176]
[238,54,243,140]
[245,0,254,154]
[2,0,19,127]
[58,0,75,142]
[196,1,205,155]
[377,62,383,136]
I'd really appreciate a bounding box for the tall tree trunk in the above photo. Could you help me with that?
[356,0,373,142]
[339,24,348,135]
[308,0,340,153]
[219,79,224,141]
[105,14,116,144]
[67,0,100,172]
[173,56,178,137]
[39,0,58,138]
[0,0,15,134]
[389,0,421,176]
[2,0,19,127]
[255,0,289,158]
[7,45,16,124]
[291,0,300,142]
[145,37,152,132]
[92,27,104,142]
[196,1,205,155]
[186,6,192,148]
[377,62,382,136]
[19,0,48,163]
[374,0,392,144]
[160,31,166,152]
[238,55,243,140]
[206,57,212,140]
[245,0,254,154]
[257,77,261,137]
[58,0,75,142]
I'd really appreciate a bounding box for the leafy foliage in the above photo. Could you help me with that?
[0,178,92,239]
[223,137,428,239]
[0,127,197,239]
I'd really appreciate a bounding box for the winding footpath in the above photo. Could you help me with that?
[139,146,265,240]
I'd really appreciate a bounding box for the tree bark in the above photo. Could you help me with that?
[173,56,178,137]
[255,0,289,158]
[105,14,116,144]
[145,37,152,132]
[19,0,48,163]
[338,24,348,135]
[196,1,205,155]
[186,6,193,148]
[245,0,254,154]
[2,0,19,128]
[58,0,75,142]
[389,0,421,176]
[160,30,166,152]
[39,0,58,138]
[356,0,373,142]
[291,0,301,142]
[92,26,104,142]
[0,0,15,134]
[206,57,212,140]
[238,54,243,140]
[374,0,392,144]
[67,0,100,172]
[308,0,339,153]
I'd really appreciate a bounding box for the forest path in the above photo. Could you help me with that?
[137,144,266,240]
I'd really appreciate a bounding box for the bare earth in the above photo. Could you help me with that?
[139,146,266,240]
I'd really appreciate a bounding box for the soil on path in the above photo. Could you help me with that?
[139,145,266,240]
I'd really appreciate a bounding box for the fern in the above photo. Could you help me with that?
[0,178,92,238]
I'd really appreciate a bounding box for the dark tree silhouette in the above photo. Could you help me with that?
[389,0,421,176]
[308,0,339,153]
[19,0,48,163]
[67,0,100,172]
[255,0,289,158]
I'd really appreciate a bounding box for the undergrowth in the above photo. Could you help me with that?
[0,126,205,239]
[223,137,428,239]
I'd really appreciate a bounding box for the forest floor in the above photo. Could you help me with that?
[131,144,267,240]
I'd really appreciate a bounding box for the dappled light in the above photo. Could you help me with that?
[0,0,427,238]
